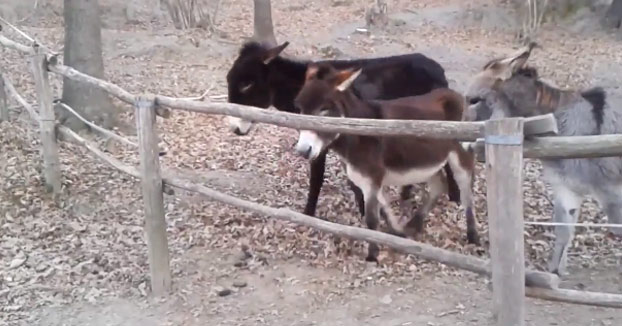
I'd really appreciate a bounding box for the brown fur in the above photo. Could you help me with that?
[296,64,478,261]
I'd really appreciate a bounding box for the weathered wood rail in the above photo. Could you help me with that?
[2,31,622,326]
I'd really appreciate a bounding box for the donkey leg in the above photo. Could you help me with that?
[404,172,445,238]
[377,189,407,237]
[447,153,479,245]
[548,186,581,276]
[362,187,382,262]
[396,185,415,232]
[304,149,328,217]
[347,179,366,217]
[603,199,622,237]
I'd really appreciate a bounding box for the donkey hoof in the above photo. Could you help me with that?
[365,255,379,263]
[548,266,567,277]
[467,230,480,245]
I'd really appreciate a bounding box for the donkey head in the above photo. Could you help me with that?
[293,63,362,160]
[225,41,290,135]
[464,43,546,122]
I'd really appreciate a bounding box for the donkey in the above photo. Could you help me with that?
[225,41,460,220]
[293,63,478,262]
[463,43,622,276]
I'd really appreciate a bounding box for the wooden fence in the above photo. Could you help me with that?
[2,32,622,326]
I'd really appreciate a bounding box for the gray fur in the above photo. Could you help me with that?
[465,52,622,276]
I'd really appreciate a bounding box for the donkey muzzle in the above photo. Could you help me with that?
[295,130,322,160]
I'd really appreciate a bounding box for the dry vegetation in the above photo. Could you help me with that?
[1,0,622,325]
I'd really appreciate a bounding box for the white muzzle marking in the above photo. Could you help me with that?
[295,130,324,160]
[228,116,254,135]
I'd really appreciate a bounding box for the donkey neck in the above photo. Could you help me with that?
[267,57,309,113]
[329,93,382,161]
[340,91,382,119]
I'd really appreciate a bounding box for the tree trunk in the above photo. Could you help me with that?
[604,0,622,29]
[61,0,117,131]
[253,0,277,47]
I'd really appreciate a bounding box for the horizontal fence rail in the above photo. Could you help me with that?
[473,134,622,160]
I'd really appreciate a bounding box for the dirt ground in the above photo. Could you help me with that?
[1,0,622,325]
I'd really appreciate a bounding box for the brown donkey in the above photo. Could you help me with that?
[293,63,478,261]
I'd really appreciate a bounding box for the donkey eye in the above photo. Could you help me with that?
[240,82,253,93]
[468,97,482,105]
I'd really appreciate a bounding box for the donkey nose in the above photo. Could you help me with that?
[299,147,311,159]
[295,143,312,159]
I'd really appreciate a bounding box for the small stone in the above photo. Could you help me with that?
[379,294,392,305]
[9,257,27,269]
[217,288,232,297]
[232,280,247,288]
[214,286,231,297]
[35,263,48,273]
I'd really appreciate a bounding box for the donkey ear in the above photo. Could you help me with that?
[305,63,319,81]
[262,41,290,64]
[335,68,362,92]
[485,42,537,80]
[500,43,537,77]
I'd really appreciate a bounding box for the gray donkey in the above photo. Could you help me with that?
[463,43,622,276]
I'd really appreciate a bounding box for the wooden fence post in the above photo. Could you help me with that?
[29,44,62,196]
[0,69,8,122]
[135,95,172,296]
[485,118,526,326]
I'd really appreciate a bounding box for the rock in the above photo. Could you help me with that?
[9,256,27,269]
[217,288,232,297]
[35,262,48,273]
[232,280,247,288]
[379,294,392,305]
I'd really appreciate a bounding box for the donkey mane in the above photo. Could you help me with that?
[312,63,353,81]
[513,66,605,128]
[515,67,538,79]
[239,41,269,56]
[516,66,607,129]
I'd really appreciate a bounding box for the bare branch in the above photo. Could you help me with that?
[1,73,39,121]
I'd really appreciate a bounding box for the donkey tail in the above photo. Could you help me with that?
[437,89,466,122]
[581,87,607,129]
